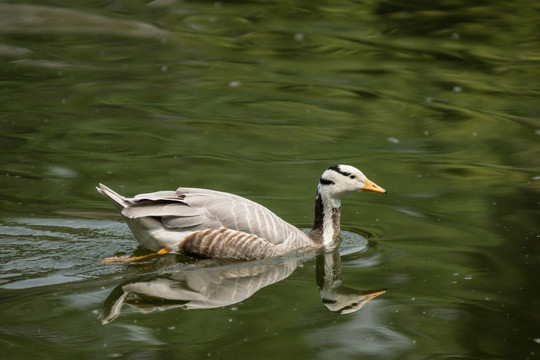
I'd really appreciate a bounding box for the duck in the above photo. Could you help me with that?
[97,165,386,260]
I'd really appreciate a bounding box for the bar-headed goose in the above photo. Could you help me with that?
[97,165,386,260]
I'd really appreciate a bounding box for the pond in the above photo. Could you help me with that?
[1,1,539,359]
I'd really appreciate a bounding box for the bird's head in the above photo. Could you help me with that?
[317,165,386,204]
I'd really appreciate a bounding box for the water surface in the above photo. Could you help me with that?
[1,1,539,359]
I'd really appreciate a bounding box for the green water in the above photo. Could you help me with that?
[1,1,539,359]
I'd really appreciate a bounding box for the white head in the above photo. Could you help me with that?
[317,165,386,205]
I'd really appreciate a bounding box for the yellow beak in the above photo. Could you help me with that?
[362,289,387,303]
[362,178,387,194]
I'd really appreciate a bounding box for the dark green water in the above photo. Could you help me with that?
[1,1,539,359]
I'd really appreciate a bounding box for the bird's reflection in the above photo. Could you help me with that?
[101,251,385,324]
[316,251,386,314]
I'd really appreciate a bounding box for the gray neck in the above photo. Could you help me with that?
[308,192,341,246]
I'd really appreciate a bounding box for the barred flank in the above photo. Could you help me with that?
[180,227,274,260]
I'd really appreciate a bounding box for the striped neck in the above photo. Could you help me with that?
[308,191,341,246]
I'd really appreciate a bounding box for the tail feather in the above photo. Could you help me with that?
[97,183,130,210]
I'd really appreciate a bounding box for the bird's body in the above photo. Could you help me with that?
[98,165,386,260]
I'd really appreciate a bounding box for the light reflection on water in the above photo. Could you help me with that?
[0,218,130,289]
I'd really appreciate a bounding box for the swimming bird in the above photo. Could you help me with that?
[97,165,386,260]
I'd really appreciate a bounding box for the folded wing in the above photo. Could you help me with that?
[120,187,304,245]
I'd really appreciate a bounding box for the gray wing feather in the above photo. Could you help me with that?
[122,203,201,218]
[178,189,301,245]
[162,215,205,229]
[133,191,181,201]
[118,187,304,245]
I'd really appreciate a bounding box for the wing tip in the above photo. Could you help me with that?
[96,183,128,209]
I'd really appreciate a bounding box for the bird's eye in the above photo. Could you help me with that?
[349,175,356,179]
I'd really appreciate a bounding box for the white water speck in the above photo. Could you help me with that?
[463,275,473,280]
[294,33,305,41]
[387,137,400,144]
[161,65,168,72]
[425,96,433,103]
[453,86,462,93]
[423,130,429,136]
[168,325,176,330]
[228,80,241,88]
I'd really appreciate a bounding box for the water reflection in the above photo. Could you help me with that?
[316,251,386,314]
[101,251,385,324]
[0,4,169,39]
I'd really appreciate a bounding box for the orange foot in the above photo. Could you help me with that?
[102,247,170,265]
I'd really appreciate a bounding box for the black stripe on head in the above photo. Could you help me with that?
[319,177,335,185]
[328,165,351,177]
